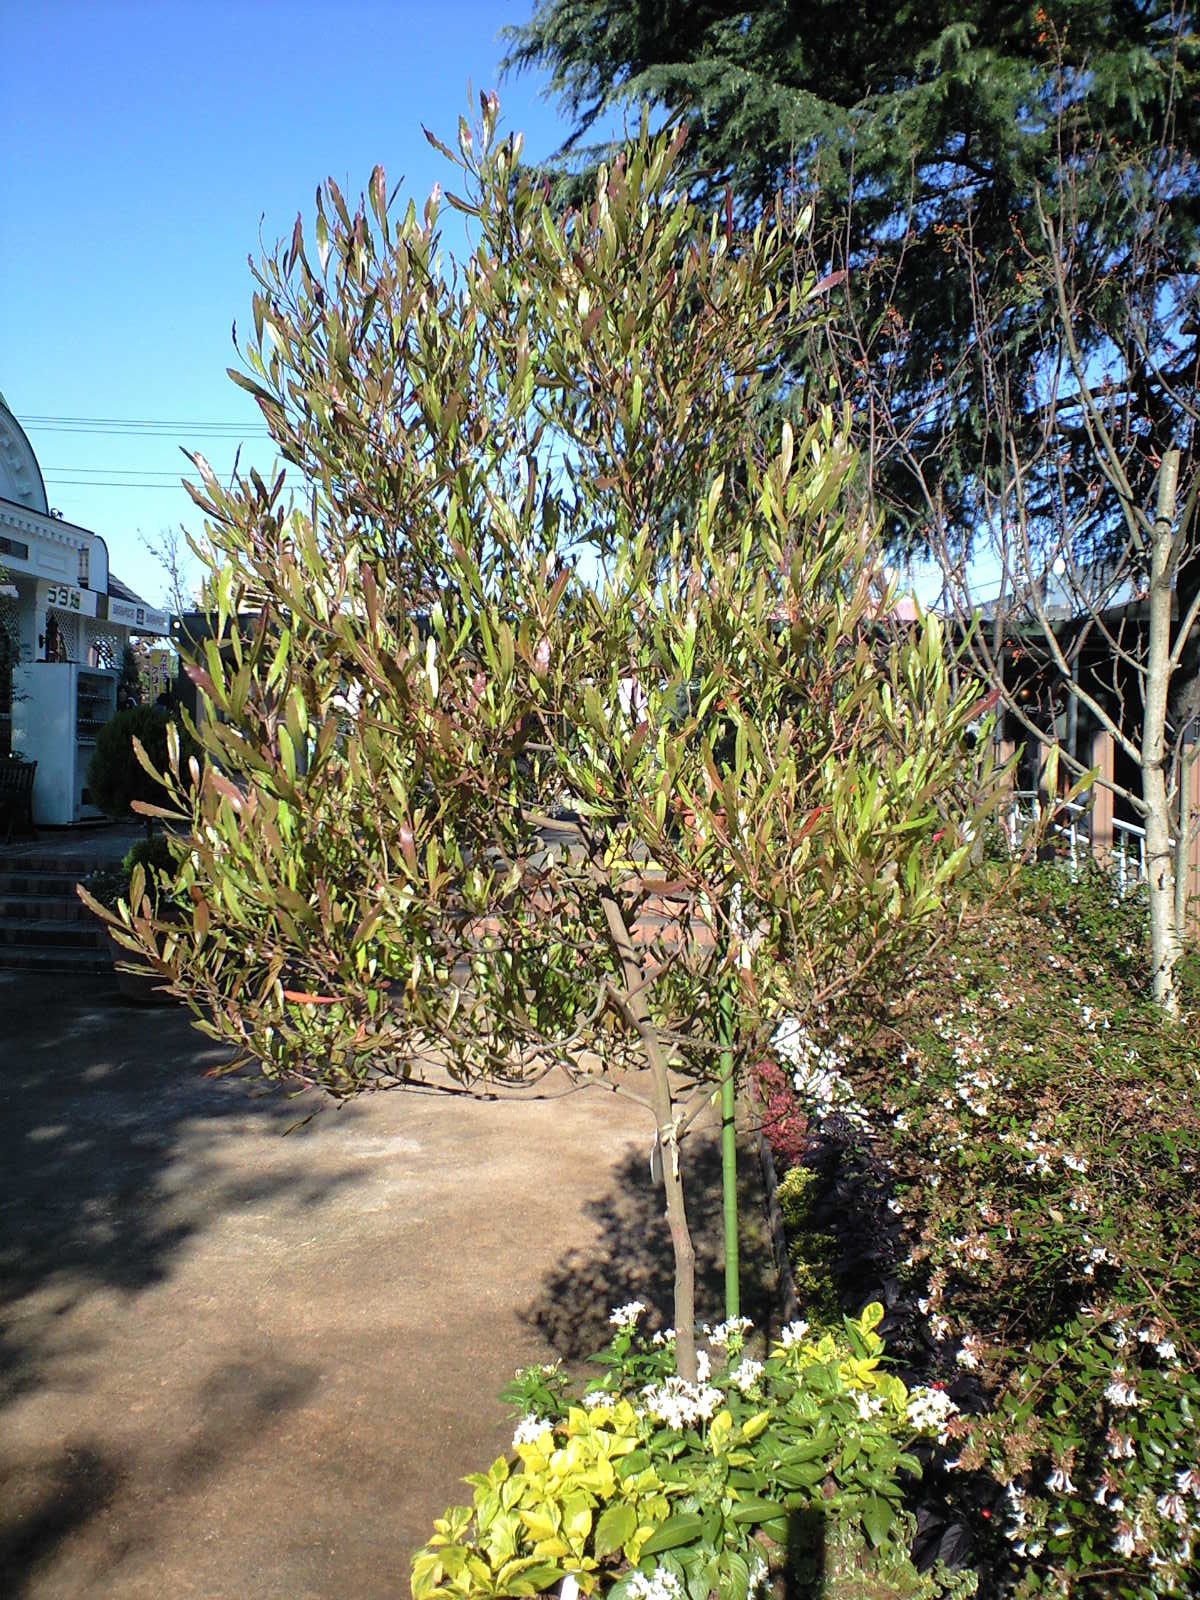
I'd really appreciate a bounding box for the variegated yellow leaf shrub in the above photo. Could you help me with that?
[414,1303,976,1600]
[413,1400,668,1600]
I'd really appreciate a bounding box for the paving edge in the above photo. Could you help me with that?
[756,1127,799,1326]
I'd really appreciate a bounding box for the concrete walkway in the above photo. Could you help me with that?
[0,972,777,1600]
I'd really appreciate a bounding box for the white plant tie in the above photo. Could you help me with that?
[663,1118,680,1180]
[650,1120,680,1185]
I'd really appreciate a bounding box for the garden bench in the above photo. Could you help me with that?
[0,755,37,842]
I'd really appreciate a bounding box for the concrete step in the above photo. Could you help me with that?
[0,869,94,898]
[0,918,108,950]
[0,944,113,975]
[0,852,117,877]
[0,830,136,974]
[0,891,92,921]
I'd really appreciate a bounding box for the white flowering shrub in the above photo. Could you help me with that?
[772,1017,868,1129]
[760,862,1200,1598]
[412,1303,976,1599]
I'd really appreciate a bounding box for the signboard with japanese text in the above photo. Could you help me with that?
[102,595,171,636]
[38,580,98,618]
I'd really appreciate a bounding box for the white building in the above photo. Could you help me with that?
[0,394,172,822]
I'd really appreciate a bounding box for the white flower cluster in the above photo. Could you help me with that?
[917,1298,952,1342]
[1093,1470,1124,1505]
[512,1414,552,1449]
[626,1569,683,1600]
[1156,1491,1190,1526]
[1135,1326,1179,1363]
[747,1554,769,1595]
[906,1385,960,1442]
[955,1332,987,1371]
[951,1057,995,1118]
[854,1390,887,1421]
[773,1018,868,1128]
[1106,1426,1136,1460]
[731,1358,764,1394]
[778,1319,811,1348]
[640,1373,725,1430]
[1073,996,1109,1032]
[1112,1516,1144,1558]
[1104,1372,1141,1408]
[946,1233,990,1263]
[609,1301,646,1328]
[1002,1483,1044,1559]
[705,1316,753,1347]
[1012,1132,1055,1179]
[1082,1242,1115,1278]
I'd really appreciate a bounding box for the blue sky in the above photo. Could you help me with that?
[2,1,581,607]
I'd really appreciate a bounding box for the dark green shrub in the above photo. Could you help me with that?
[86,706,188,820]
[81,834,182,914]
[122,833,176,880]
[118,642,144,709]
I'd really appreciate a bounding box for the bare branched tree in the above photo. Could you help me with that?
[801,49,1200,1014]
[141,524,197,616]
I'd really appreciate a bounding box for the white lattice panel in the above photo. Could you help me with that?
[48,607,80,662]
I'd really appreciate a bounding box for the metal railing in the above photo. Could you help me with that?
[1005,789,1147,895]
[1111,813,1147,895]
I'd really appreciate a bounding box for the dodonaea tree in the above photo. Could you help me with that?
[89,103,995,1379]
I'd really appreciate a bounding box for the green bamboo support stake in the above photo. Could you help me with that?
[719,977,739,1319]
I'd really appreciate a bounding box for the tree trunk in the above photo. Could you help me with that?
[1174,741,1199,944]
[598,886,699,1380]
[647,1052,698,1382]
[1144,452,1181,1017]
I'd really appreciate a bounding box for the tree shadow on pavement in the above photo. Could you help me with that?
[0,1350,320,1598]
[0,972,347,1589]
[524,1129,781,1362]
[0,1445,123,1600]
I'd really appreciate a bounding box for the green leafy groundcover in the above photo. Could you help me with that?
[412,1304,975,1600]
[766,862,1200,1599]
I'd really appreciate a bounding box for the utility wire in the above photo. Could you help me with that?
[44,480,211,490]
[20,412,270,427]
[43,462,286,487]
[19,412,272,438]
[29,427,271,439]
[22,414,260,424]
[41,466,244,477]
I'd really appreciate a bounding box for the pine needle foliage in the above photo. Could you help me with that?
[502,1,1200,554]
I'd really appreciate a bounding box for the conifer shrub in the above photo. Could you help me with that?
[86,706,180,820]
